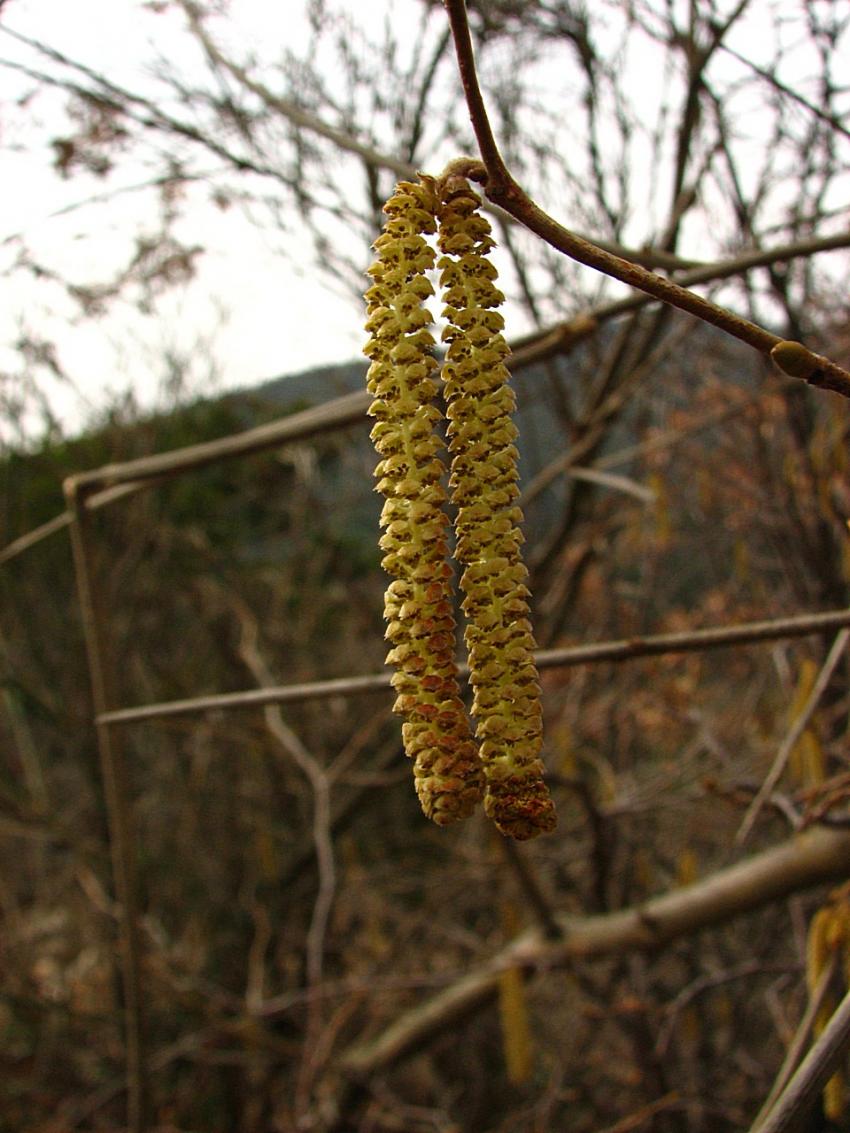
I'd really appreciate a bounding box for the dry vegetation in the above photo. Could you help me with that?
[2,2,850,1131]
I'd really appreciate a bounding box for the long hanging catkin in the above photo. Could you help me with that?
[436,173,556,840]
[364,178,484,825]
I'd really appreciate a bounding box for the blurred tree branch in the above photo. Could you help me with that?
[442,0,850,398]
[337,825,850,1081]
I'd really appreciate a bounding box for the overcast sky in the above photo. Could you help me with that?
[0,0,371,437]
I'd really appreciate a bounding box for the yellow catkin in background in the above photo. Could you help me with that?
[806,892,850,1122]
[788,658,825,788]
[497,901,533,1084]
[677,848,698,888]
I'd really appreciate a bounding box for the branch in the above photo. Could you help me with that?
[737,628,850,844]
[64,482,149,1132]
[337,825,850,1080]
[176,0,418,182]
[175,1,694,273]
[720,42,850,143]
[91,606,850,726]
[749,954,838,1129]
[233,598,336,1118]
[752,983,850,1133]
[442,0,850,400]
[510,230,850,372]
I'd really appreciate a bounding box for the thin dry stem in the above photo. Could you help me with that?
[233,600,336,1119]
[751,954,839,1129]
[443,0,850,399]
[752,984,850,1133]
[95,606,850,726]
[64,480,149,1133]
[737,628,850,844]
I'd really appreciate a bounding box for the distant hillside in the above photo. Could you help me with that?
[254,360,367,408]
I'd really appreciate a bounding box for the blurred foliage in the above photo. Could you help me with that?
[2,323,850,1131]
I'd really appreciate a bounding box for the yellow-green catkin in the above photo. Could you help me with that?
[436,175,557,840]
[364,179,484,825]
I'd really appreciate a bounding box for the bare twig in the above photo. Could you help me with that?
[720,42,850,143]
[177,0,418,182]
[338,825,850,1080]
[442,0,850,399]
[752,984,850,1133]
[500,839,561,940]
[737,628,850,845]
[233,600,336,1120]
[594,1091,681,1133]
[656,961,796,1060]
[64,479,148,1133]
[95,606,850,726]
[566,466,656,504]
[176,1,695,274]
[750,954,838,1129]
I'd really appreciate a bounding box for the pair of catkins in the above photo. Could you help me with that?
[364,169,556,841]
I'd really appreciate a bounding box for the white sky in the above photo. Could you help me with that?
[0,0,369,437]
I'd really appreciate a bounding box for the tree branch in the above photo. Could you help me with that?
[442,0,850,399]
[752,983,850,1133]
[737,628,850,844]
[337,826,850,1080]
[90,606,850,726]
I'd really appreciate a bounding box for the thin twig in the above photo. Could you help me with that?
[338,826,850,1079]
[233,599,336,1120]
[752,984,850,1133]
[594,1091,681,1133]
[720,42,850,142]
[442,0,850,399]
[0,17,692,273]
[656,961,791,1060]
[567,466,656,503]
[95,606,850,727]
[64,480,148,1133]
[500,839,561,940]
[751,954,838,1129]
[174,0,691,272]
[177,0,417,182]
[737,628,850,845]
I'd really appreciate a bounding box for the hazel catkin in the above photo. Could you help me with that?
[436,175,556,840]
[364,179,484,825]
